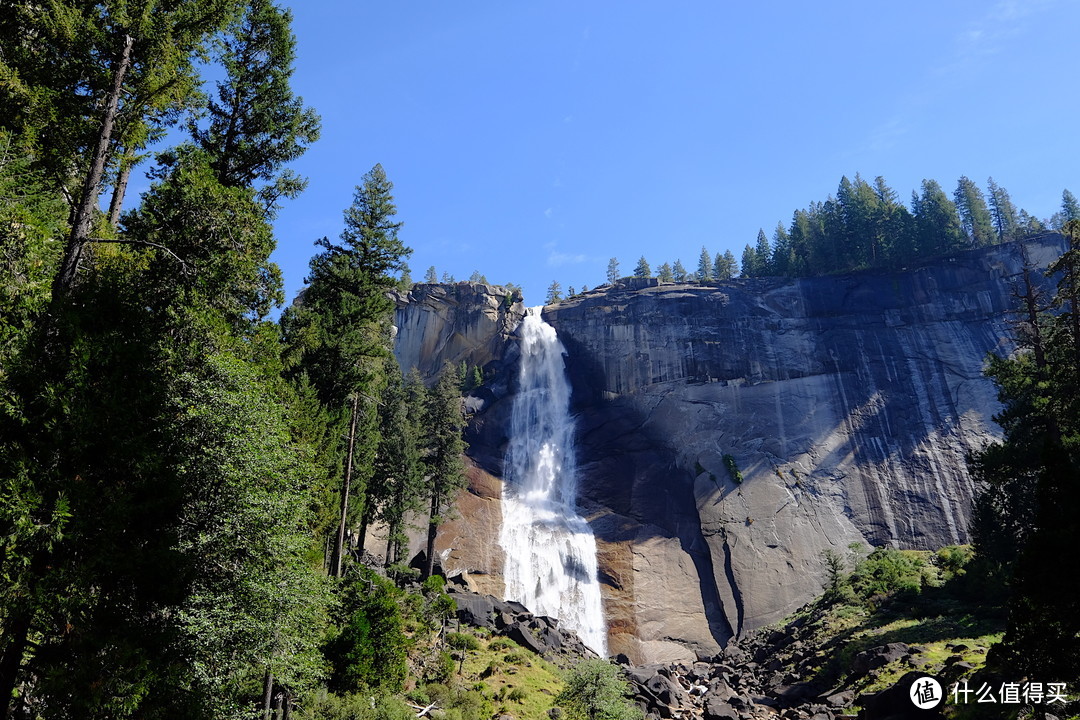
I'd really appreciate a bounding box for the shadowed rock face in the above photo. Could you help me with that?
[391,237,1066,666]
[391,282,525,385]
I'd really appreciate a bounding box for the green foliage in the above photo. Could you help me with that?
[740,174,1058,280]
[546,280,563,304]
[327,567,408,694]
[423,682,492,720]
[671,259,688,283]
[555,659,642,720]
[447,632,481,651]
[954,175,995,248]
[822,549,847,599]
[370,368,426,569]
[934,545,972,578]
[487,637,514,651]
[300,691,415,720]
[986,177,1019,243]
[968,225,1080,683]
[0,131,66,374]
[696,246,712,282]
[713,250,736,280]
[848,548,932,603]
[606,257,619,285]
[192,0,320,212]
[722,453,743,483]
[633,256,650,278]
[0,120,329,714]
[420,365,468,579]
[656,262,674,283]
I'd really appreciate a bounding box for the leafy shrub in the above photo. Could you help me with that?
[503,651,529,666]
[722,453,743,483]
[423,650,455,684]
[487,638,514,651]
[935,545,972,577]
[302,691,413,720]
[850,548,927,601]
[555,659,642,720]
[507,687,527,703]
[447,632,480,651]
[326,567,408,693]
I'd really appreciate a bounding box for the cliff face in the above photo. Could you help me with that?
[391,282,525,385]
[391,237,1066,666]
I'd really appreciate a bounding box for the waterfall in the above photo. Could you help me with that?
[499,307,608,656]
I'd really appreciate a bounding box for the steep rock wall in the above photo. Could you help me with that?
[545,236,1065,663]
[390,237,1066,666]
[392,282,525,385]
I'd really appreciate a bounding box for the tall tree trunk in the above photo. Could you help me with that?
[356,509,369,558]
[333,394,360,577]
[54,33,134,297]
[107,146,135,228]
[423,494,439,580]
[261,670,273,720]
[1020,267,1047,371]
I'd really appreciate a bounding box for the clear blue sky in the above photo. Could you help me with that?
[265,0,1079,306]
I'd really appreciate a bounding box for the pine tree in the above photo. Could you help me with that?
[421,366,467,580]
[657,262,674,283]
[913,179,964,256]
[672,259,688,283]
[424,265,438,283]
[873,176,915,266]
[696,246,712,282]
[754,229,771,275]
[1062,189,1080,224]
[970,224,1080,683]
[371,368,424,569]
[713,250,736,280]
[42,0,245,297]
[954,176,995,248]
[281,163,411,577]
[767,224,788,275]
[546,280,563,304]
[987,177,1019,243]
[606,257,619,285]
[634,256,651,278]
[192,0,320,213]
[741,244,757,278]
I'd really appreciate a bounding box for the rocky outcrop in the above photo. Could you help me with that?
[544,236,1066,662]
[446,586,598,667]
[391,282,525,385]
[390,236,1067,666]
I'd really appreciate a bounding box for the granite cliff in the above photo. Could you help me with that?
[389,235,1067,666]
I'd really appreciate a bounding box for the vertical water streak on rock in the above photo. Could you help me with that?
[499,308,608,656]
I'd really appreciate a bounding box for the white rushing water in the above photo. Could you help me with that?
[499,308,608,656]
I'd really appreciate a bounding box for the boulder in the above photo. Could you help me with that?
[851,643,911,677]
[702,696,739,720]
